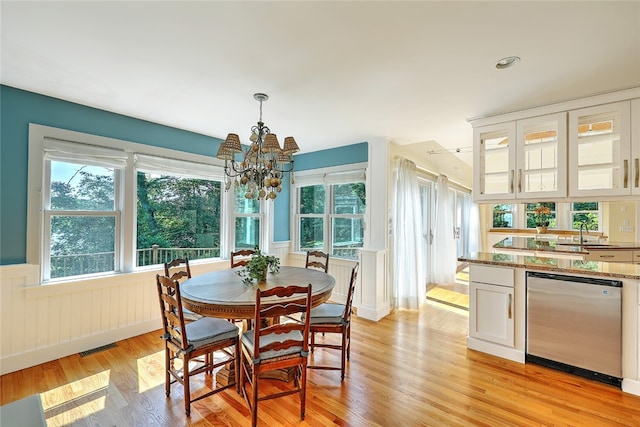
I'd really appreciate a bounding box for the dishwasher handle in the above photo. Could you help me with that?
[526,271,622,288]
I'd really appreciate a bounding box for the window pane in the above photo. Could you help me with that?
[300,217,324,249]
[333,183,366,214]
[136,172,221,266]
[234,185,260,214]
[573,202,598,211]
[493,204,513,228]
[572,202,599,230]
[332,218,363,259]
[300,185,325,214]
[51,161,114,210]
[525,202,556,228]
[50,215,115,278]
[235,217,260,249]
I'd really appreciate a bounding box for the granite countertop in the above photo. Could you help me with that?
[493,236,640,255]
[459,251,640,280]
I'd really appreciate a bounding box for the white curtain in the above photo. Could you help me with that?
[392,159,425,309]
[432,175,457,285]
[467,199,481,254]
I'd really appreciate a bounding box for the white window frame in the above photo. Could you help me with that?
[43,157,123,281]
[491,204,516,229]
[512,202,601,230]
[27,124,240,284]
[231,183,267,252]
[292,163,367,259]
[569,202,602,231]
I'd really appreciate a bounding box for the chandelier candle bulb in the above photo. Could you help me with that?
[216,92,299,200]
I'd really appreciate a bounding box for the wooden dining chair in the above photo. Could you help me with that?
[156,274,240,417]
[307,262,359,381]
[231,249,256,268]
[305,250,329,273]
[164,258,201,321]
[239,285,312,427]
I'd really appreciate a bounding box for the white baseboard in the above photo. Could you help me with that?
[466,336,526,363]
[355,302,390,321]
[0,319,159,375]
[622,378,640,397]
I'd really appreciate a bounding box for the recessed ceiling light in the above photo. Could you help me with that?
[495,56,521,69]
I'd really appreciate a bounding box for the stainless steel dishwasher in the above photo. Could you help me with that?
[526,271,622,387]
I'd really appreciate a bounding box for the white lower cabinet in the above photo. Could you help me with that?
[469,264,515,347]
[470,281,514,347]
[467,264,526,363]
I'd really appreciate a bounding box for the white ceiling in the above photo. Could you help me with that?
[2,1,639,167]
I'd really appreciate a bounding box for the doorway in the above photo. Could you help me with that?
[420,179,473,311]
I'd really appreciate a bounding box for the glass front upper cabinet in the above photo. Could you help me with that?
[473,122,516,201]
[473,113,567,202]
[516,113,567,199]
[568,101,632,197]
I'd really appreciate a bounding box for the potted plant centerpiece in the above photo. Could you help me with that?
[237,246,280,285]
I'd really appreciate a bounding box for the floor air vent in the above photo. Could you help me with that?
[79,342,117,357]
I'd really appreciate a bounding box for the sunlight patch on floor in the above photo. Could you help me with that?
[137,351,166,393]
[40,370,110,426]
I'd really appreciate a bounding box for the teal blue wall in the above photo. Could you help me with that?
[295,142,368,171]
[0,86,287,264]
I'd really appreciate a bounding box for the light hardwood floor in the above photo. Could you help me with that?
[2,300,639,426]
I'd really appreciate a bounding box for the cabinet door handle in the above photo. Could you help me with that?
[624,159,629,188]
[510,170,514,193]
[508,294,512,319]
[518,169,522,193]
[599,255,615,259]
[635,158,639,188]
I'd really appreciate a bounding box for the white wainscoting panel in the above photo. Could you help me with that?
[0,260,229,375]
[285,253,357,305]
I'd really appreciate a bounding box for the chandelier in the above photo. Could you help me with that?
[216,93,299,200]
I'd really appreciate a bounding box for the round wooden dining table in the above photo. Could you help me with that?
[179,266,335,319]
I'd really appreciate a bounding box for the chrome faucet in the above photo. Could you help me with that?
[579,222,588,244]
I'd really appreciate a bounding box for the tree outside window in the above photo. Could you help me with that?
[298,182,365,259]
[136,172,221,266]
[571,202,600,230]
[48,161,118,279]
[525,202,556,228]
[234,184,261,250]
[299,185,325,250]
[492,204,513,228]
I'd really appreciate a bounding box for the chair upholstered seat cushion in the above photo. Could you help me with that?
[308,303,346,324]
[242,330,304,362]
[183,317,239,349]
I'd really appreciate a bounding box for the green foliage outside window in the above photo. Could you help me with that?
[492,204,513,228]
[298,182,365,259]
[49,163,117,278]
[572,202,599,230]
[137,172,221,261]
[525,202,556,228]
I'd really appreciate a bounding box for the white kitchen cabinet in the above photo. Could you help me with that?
[515,113,567,199]
[473,122,516,201]
[473,113,567,202]
[568,101,635,197]
[469,264,515,347]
